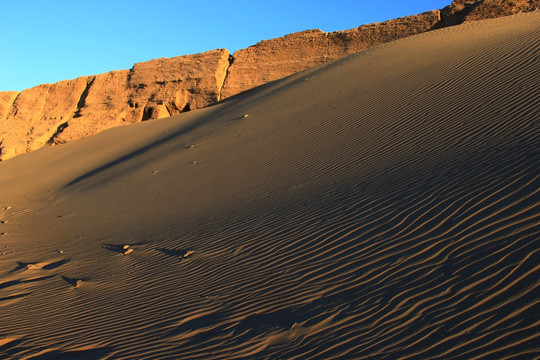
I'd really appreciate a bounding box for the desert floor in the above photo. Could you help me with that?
[0,12,539,359]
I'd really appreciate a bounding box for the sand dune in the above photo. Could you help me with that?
[0,12,539,359]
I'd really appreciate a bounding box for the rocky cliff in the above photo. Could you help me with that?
[440,0,539,25]
[0,0,537,160]
[221,0,539,98]
[0,49,230,160]
[220,10,442,98]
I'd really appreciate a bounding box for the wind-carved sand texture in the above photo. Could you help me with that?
[0,11,539,360]
[0,0,538,161]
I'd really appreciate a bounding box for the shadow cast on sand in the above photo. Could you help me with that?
[0,275,56,290]
[60,67,310,191]
[41,258,71,270]
[101,242,146,255]
[62,103,231,189]
[61,276,88,288]
[9,261,37,273]
[20,346,114,360]
[155,248,193,258]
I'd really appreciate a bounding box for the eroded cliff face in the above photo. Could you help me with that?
[0,49,230,160]
[441,0,539,25]
[221,0,539,98]
[220,10,442,99]
[0,0,537,160]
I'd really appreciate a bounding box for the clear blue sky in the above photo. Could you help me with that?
[1,0,451,91]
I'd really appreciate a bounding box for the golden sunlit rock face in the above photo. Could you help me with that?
[0,50,230,160]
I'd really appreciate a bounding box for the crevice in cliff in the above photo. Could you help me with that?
[73,77,95,118]
[181,102,191,113]
[217,53,235,102]
[46,121,69,145]
[142,105,154,121]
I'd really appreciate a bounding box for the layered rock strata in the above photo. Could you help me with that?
[0,0,537,160]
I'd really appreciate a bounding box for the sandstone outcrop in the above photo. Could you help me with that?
[55,71,130,145]
[0,81,89,160]
[0,49,230,159]
[440,0,539,26]
[220,10,441,99]
[221,0,539,98]
[127,48,230,119]
[57,49,230,145]
[0,0,537,160]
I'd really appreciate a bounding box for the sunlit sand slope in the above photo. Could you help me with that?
[0,12,538,359]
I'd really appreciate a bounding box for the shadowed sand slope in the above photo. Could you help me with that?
[0,12,539,359]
